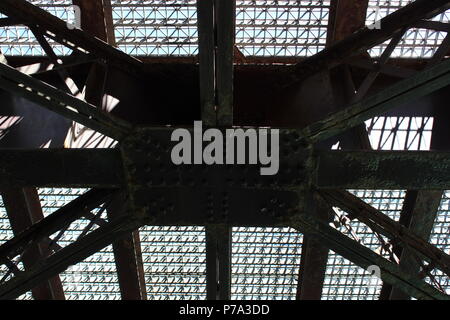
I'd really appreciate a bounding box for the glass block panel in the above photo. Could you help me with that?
[140,226,207,300]
[236,0,331,57]
[111,0,198,56]
[322,251,382,300]
[0,0,75,56]
[367,1,450,58]
[365,117,434,151]
[232,227,303,300]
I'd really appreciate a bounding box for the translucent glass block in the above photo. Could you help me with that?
[112,0,198,56]
[0,1,75,56]
[365,117,434,151]
[140,226,207,300]
[366,1,450,58]
[231,227,302,300]
[235,0,331,57]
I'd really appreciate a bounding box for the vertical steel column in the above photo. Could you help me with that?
[1,188,65,300]
[198,0,235,300]
[107,193,147,300]
[206,225,232,300]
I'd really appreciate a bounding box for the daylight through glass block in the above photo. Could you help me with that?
[232,227,303,300]
[111,0,198,56]
[235,0,330,57]
[367,0,450,58]
[0,0,75,56]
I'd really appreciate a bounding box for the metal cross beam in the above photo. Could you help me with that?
[0,62,131,140]
[0,0,143,76]
[0,212,142,300]
[315,150,450,190]
[301,59,450,144]
[290,196,449,300]
[1,187,65,300]
[0,149,123,188]
[290,0,450,83]
[319,190,450,279]
[1,187,448,300]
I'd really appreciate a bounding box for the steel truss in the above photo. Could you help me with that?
[0,0,449,300]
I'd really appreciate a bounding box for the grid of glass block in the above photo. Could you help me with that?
[139,226,207,300]
[111,0,198,56]
[0,0,75,56]
[231,227,303,300]
[323,250,383,300]
[0,196,33,300]
[235,0,330,57]
[322,190,406,300]
[429,191,450,294]
[365,117,434,151]
[367,1,450,58]
[38,187,122,300]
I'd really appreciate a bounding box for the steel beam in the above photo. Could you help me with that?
[320,190,450,278]
[381,104,450,299]
[291,0,450,83]
[206,225,232,300]
[295,2,370,298]
[315,150,450,190]
[197,0,216,126]
[197,0,235,126]
[72,0,112,43]
[389,190,443,300]
[291,195,449,300]
[296,194,331,300]
[0,62,131,140]
[1,188,65,300]
[0,213,142,300]
[326,0,369,45]
[302,59,450,143]
[108,193,147,300]
[215,0,235,126]
[0,0,142,75]
[0,149,123,188]
[0,189,113,262]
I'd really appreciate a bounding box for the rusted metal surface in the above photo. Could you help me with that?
[107,192,147,300]
[327,0,369,45]
[73,0,109,42]
[296,194,331,300]
[315,150,450,190]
